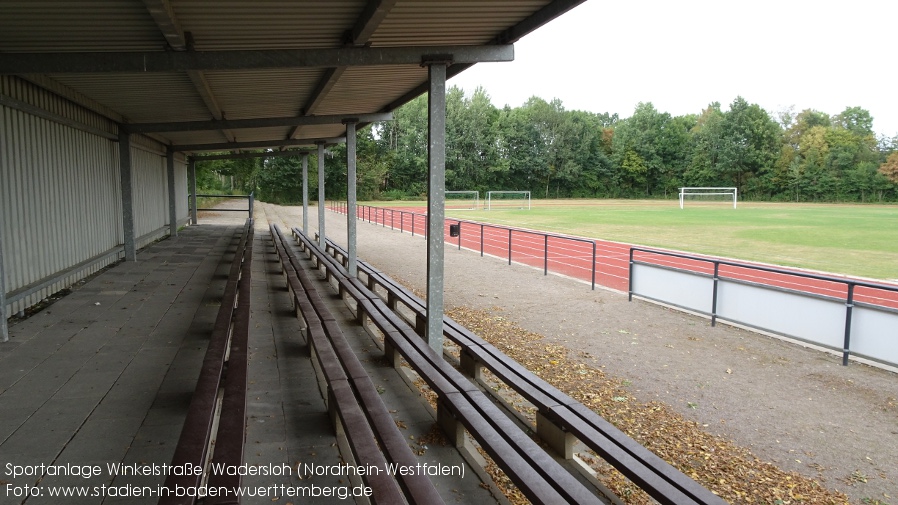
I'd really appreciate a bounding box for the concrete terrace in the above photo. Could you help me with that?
[0,218,494,505]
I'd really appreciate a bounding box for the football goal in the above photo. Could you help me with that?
[487,191,531,210]
[679,187,738,209]
[445,190,480,210]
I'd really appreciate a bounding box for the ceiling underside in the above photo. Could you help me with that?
[0,0,586,152]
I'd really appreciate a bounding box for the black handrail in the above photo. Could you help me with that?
[332,203,599,290]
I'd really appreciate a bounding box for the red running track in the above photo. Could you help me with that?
[334,204,898,311]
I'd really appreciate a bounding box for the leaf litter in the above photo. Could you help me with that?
[447,305,850,505]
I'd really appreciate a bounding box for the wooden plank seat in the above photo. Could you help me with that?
[161,220,254,505]
[318,236,726,505]
[269,225,444,505]
[288,228,605,505]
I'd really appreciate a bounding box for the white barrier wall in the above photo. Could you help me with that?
[631,263,713,314]
[716,280,846,349]
[630,258,898,368]
[850,305,898,365]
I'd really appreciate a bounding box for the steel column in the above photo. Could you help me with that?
[345,120,358,278]
[317,141,326,249]
[118,130,137,261]
[166,150,178,238]
[425,62,447,354]
[188,158,198,225]
[302,153,309,234]
[0,221,8,342]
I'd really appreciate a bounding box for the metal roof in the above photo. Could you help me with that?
[0,0,586,152]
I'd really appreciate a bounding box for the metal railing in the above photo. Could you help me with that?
[331,202,598,290]
[189,192,254,220]
[628,247,898,367]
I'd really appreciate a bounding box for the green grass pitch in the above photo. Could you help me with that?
[437,199,897,282]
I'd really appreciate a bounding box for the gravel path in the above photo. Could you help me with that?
[263,202,897,504]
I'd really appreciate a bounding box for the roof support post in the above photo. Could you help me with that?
[188,158,198,225]
[0,221,8,342]
[425,62,448,354]
[166,149,178,238]
[119,129,137,261]
[317,141,326,249]
[301,153,309,235]
[344,120,359,278]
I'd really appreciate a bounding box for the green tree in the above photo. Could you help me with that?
[717,97,782,196]
[686,103,725,186]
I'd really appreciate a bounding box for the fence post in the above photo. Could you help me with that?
[249,192,254,220]
[591,242,596,290]
[842,284,855,366]
[411,214,415,237]
[628,248,635,301]
[544,235,548,275]
[480,225,484,257]
[711,262,720,327]
[508,229,512,265]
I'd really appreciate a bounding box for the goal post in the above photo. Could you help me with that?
[487,191,531,210]
[445,190,480,210]
[679,187,738,209]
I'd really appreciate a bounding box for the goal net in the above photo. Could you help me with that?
[487,191,531,210]
[445,191,480,210]
[679,187,737,209]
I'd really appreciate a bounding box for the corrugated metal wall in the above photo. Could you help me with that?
[1,75,188,315]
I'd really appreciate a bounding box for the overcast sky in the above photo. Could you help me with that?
[450,0,897,138]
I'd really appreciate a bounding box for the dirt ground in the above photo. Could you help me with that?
[259,202,897,504]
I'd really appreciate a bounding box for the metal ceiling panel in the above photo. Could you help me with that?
[171,1,366,50]
[202,69,324,119]
[49,73,212,123]
[0,0,166,52]
[314,65,427,116]
[1,0,582,147]
[372,1,549,45]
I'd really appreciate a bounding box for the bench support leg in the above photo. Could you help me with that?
[387,293,398,311]
[310,344,328,399]
[437,399,465,448]
[414,314,427,338]
[383,339,401,368]
[459,350,482,381]
[536,411,575,460]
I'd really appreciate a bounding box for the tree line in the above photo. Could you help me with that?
[196,87,898,203]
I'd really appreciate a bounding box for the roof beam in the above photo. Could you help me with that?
[290,0,398,140]
[142,0,187,50]
[0,45,514,74]
[350,0,398,45]
[382,0,584,113]
[171,137,345,153]
[140,0,235,142]
[127,112,391,134]
[191,149,313,161]
[494,0,588,44]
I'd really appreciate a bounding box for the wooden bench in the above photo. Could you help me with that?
[270,225,444,505]
[161,219,254,505]
[288,228,606,505]
[319,236,726,505]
